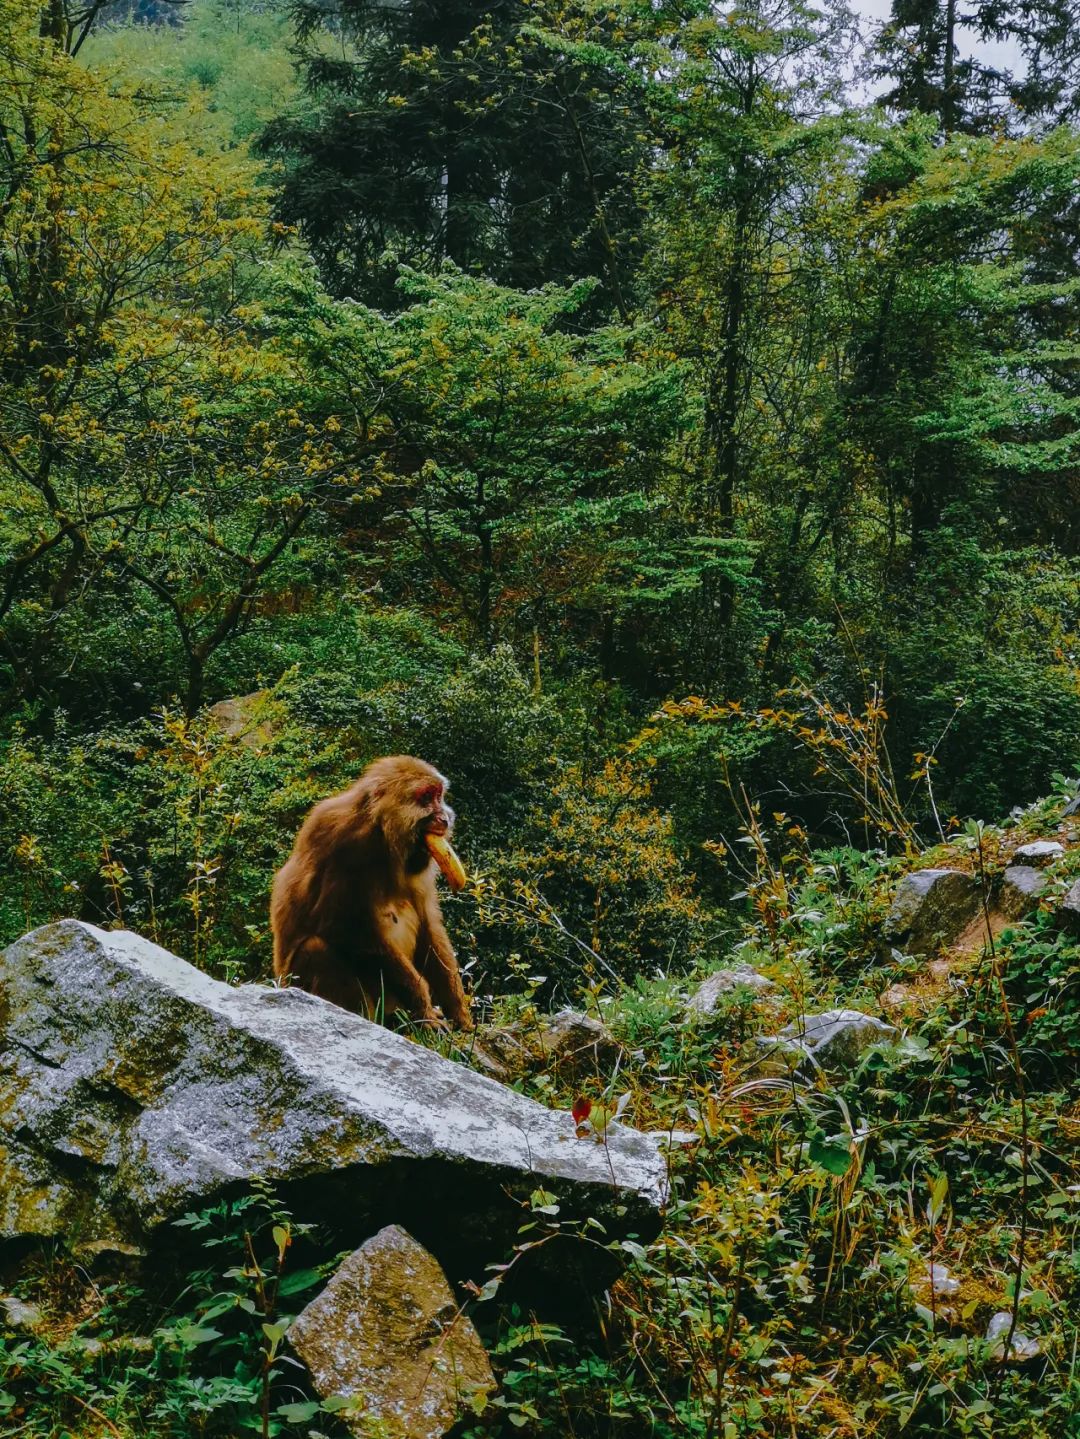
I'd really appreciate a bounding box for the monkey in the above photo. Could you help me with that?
[270,755,473,1030]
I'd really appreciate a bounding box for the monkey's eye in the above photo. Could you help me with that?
[414,785,440,807]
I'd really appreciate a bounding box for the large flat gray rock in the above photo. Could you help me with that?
[1011,840,1063,867]
[0,923,666,1280]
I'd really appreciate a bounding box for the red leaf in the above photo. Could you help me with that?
[571,1096,591,1125]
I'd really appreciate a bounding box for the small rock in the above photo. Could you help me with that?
[880,983,912,1012]
[884,869,981,954]
[1000,865,1047,919]
[70,1337,107,1363]
[69,1333,154,1364]
[929,1263,959,1296]
[985,1310,1041,1363]
[0,1295,45,1334]
[685,966,774,1016]
[1012,840,1064,866]
[458,1038,517,1081]
[127,1334,154,1354]
[75,1239,147,1267]
[759,1009,898,1075]
[539,1010,622,1075]
[206,690,278,749]
[1056,878,1080,934]
[289,1225,494,1439]
[649,1129,698,1151]
[474,1010,621,1082]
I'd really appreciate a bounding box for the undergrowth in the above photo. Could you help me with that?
[3,738,1080,1438]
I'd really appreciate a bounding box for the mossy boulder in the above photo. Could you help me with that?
[288,1225,494,1439]
[884,869,981,954]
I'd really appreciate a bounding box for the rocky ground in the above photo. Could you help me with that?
[2,792,1080,1437]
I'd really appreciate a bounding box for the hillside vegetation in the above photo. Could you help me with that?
[1,0,1080,1434]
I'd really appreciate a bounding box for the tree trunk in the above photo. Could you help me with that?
[942,0,958,131]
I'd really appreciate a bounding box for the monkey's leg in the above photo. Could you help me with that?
[419,914,473,1031]
[283,937,375,1018]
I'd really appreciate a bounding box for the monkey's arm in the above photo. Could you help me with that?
[372,929,443,1026]
[418,906,472,1031]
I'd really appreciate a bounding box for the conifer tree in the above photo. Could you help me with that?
[260,0,647,309]
[874,0,1080,132]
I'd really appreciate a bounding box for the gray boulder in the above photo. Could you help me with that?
[0,922,666,1285]
[884,869,980,954]
[985,1311,1041,1364]
[760,1009,898,1076]
[685,966,774,1016]
[999,865,1047,919]
[289,1225,494,1439]
[1012,840,1064,866]
[1056,877,1080,934]
[471,1009,621,1082]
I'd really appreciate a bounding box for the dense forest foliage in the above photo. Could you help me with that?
[3,0,1079,969]
[2,0,1080,1435]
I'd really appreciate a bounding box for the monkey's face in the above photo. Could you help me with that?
[411,778,455,839]
[404,772,454,872]
[370,757,455,869]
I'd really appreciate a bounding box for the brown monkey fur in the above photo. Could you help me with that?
[270,755,472,1030]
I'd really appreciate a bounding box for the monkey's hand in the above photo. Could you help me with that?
[425,833,467,891]
[417,1008,450,1031]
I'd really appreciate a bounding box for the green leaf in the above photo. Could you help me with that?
[275,1401,321,1424]
[277,1267,323,1297]
[170,1324,222,1346]
[926,1172,949,1227]
[808,1139,851,1175]
[321,1395,355,1413]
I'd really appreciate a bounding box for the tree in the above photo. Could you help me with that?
[271,263,706,662]
[640,0,858,684]
[0,0,331,714]
[86,0,300,145]
[843,122,1080,553]
[874,0,1080,133]
[258,0,649,311]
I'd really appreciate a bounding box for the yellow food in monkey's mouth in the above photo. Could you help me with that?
[425,832,467,891]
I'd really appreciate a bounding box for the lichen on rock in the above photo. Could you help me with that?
[288,1225,494,1439]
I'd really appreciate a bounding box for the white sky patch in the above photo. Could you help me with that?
[853,0,1026,100]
